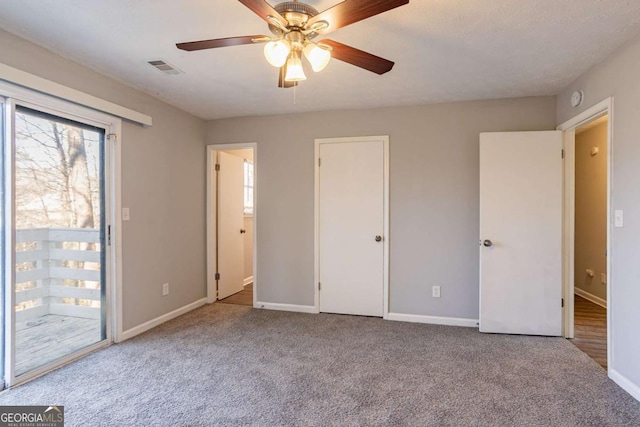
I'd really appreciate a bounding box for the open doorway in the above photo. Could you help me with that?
[206,144,256,307]
[570,114,608,368]
[558,97,612,371]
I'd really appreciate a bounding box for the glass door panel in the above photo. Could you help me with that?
[13,106,106,376]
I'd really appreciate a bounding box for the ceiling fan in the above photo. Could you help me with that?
[176,0,409,88]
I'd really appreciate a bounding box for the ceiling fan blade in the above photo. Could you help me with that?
[176,35,269,51]
[238,0,288,28]
[306,0,409,35]
[277,64,298,88]
[321,39,394,74]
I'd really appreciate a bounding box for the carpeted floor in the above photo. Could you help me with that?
[1,303,639,426]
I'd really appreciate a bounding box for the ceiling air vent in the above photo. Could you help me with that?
[147,59,182,75]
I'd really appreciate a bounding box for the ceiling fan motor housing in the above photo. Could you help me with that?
[269,1,319,35]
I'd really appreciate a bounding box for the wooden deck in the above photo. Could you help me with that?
[570,295,607,369]
[218,284,253,306]
[15,314,102,375]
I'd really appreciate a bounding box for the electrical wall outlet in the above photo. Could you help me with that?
[162,283,169,296]
[601,273,607,285]
[432,286,441,298]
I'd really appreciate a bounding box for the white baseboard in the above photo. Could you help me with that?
[610,369,640,402]
[387,312,479,328]
[119,298,207,342]
[575,287,607,309]
[243,276,254,286]
[255,301,318,314]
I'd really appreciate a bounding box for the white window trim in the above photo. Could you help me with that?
[0,63,151,127]
[1,80,124,387]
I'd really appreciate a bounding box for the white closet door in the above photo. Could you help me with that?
[319,139,385,317]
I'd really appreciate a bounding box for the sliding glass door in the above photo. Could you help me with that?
[10,103,109,380]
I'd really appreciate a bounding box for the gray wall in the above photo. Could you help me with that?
[558,33,640,390]
[207,97,557,319]
[575,122,608,301]
[0,29,208,330]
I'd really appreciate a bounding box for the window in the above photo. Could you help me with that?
[243,160,254,215]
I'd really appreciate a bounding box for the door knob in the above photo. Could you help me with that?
[240,229,246,234]
[483,239,493,247]
[375,235,382,242]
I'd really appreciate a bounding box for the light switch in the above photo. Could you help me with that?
[614,210,623,228]
[122,207,130,221]
[432,286,441,298]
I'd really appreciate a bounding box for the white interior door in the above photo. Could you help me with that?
[479,131,563,336]
[318,139,385,317]
[217,151,245,299]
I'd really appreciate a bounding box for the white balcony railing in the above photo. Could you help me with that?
[15,227,102,324]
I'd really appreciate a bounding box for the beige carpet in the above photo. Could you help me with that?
[0,303,638,426]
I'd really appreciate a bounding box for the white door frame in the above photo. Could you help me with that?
[557,97,613,370]
[1,81,123,386]
[206,143,257,306]
[314,136,390,317]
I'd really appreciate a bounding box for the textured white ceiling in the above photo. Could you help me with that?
[0,1,639,120]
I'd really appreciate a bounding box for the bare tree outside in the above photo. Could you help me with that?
[15,112,101,229]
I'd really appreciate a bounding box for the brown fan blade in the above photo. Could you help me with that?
[238,0,288,28]
[306,0,409,35]
[277,64,298,88]
[176,35,269,51]
[321,39,394,74]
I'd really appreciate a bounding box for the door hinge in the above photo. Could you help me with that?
[561,149,565,159]
[215,273,220,280]
[318,282,321,291]
[107,225,111,246]
[215,163,220,172]
[561,298,564,308]
[318,158,321,167]
[107,133,118,143]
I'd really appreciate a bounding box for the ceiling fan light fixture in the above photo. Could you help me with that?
[303,43,331,72]
[177,0,408,87]
[284,54,307,82]
[264,39,291,67]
